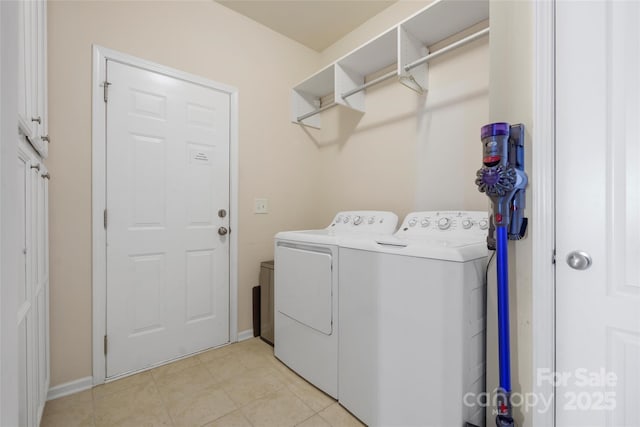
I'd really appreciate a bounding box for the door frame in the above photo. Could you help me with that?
[91,45,239,385]
[532,1,556,426]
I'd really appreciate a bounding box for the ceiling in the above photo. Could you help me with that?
[216,0,397,52]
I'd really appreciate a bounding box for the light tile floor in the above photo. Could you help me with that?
[41,338,364,427]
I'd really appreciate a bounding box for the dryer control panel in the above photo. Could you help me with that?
[396,211,488,239]
[329,211,398,234]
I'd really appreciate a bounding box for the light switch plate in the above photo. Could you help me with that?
[254,198,268,214]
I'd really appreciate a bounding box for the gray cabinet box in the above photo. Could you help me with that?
[259,260,274,345]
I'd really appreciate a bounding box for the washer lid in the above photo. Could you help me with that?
[275,229,340,245]
[342,236,488,262]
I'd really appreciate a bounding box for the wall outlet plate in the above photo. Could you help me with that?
[254,198,268,214]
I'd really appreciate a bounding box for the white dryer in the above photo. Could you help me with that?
[274,211,398,399]
[338,211,489,427]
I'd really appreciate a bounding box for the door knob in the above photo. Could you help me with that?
[218,227,228,236]
[566,251,592,270]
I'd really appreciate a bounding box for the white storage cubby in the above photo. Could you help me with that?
[336,27,398,113]
[291,0,489,128]
[291,65,336,129]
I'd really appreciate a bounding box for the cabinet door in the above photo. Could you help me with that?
[36,167,50,412]
[17,0,38,139]
[17,147,33,427]
[34,0,48,158]
[17,143,50,427]
[17,149,30,317]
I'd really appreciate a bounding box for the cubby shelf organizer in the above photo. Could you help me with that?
[291,0,489,128]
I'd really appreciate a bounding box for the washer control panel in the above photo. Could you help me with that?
[329,211,398,234]
[396,211,489,238]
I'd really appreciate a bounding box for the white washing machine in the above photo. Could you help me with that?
[338,211,489,427]
[274,211,398,399]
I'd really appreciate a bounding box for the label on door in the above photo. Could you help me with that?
[190,148,212,165]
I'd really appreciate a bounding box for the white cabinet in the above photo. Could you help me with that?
[18,0,49,158]
[17,0,50,422]
[17,140,50,427]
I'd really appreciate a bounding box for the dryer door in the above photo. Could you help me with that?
[275,244,333,335]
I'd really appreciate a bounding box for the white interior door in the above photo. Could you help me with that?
[556,1,640,425]
[105,60,230,378]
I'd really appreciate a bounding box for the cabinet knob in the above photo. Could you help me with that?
[41,173,50,180]
[31,164,40,171]
[31,116,41,124]
[41,135,50,143]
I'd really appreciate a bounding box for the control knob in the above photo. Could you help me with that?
[437,217,451,230]
[462,219,473,229]
[353,215,362,225]
[421,219,430,228]
[343,216,350,224]
[368,216,375,224]
[479,219,489,230]
[408,218,418,227]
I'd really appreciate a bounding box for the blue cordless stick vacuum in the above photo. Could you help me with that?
[475,123,528,427]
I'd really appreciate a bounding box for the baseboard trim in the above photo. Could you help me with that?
[47,376,93,401]
[237,328,254,342]
[48,332,254,400]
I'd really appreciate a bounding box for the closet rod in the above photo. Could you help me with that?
[297,101,338,122]
[404,27,490,72]
[341,70,398,100]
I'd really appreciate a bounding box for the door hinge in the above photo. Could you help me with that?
[103,209,108,229]
[103,81,111,103]
[103,335,108,355]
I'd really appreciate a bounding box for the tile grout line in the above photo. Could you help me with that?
[149,366,178,427]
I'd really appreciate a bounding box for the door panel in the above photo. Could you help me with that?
[17,149,30,427]
[106,60,230,377]
[17,155,29,311]
[556,1,640,425]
